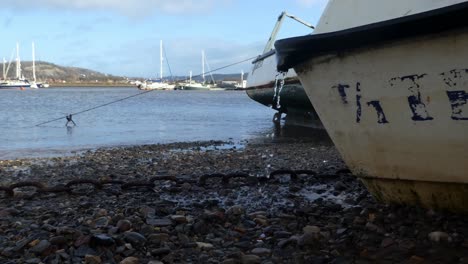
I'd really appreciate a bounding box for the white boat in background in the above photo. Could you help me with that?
[246,11,323,127]
[0,79,31,89]
[30,42,50,89]
[138,40,174,90]
[30,42,38,89]
[181,50,217,91]
[37,83,49,88]
[275,0,468,212]
[235,70,247,89]
[0,43,31,89]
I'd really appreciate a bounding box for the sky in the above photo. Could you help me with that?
[0,0,328,78]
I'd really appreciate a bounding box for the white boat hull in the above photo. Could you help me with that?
[275,3,468,211]
[139,82,175,90]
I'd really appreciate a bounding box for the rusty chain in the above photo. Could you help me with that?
[0,169,351,198]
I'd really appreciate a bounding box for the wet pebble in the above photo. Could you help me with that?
[90,234,115,247]
[30,240,51,254]
[0,141,467,263]
[117,219,132,232]
[123,232,146,246]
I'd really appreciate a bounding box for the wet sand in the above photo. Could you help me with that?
[0,139,467,263]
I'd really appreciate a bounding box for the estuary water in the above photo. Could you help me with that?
[0,87,308,159]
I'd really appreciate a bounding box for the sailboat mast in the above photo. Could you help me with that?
[202,50,205,83]
[189,71,192,84]
[2,57,5,80]
[16,42,20,79]
[160,40,163,80]
[32,42,36,82]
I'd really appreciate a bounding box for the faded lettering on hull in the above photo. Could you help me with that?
[332,70,468,124]
[389,74,433,121]
[332,84,350,104]
[441,69,468,120]
[366,101,389,124]
[447,91,468,120]
[356,82,362,123]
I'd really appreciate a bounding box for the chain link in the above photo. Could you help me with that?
[0,169,351,198]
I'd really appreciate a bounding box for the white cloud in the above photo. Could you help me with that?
[296,0,328,8]
[0,0,226,16]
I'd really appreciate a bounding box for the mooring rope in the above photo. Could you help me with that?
[32,55,258,127]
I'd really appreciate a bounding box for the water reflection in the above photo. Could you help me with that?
[251,123,333,146]
[66,126,74,136]
[0,88,334,159]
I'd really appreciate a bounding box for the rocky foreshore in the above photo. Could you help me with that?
[0,140,467,264]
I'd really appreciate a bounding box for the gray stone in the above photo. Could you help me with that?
[147,218,172,227]
[381,238,394,248]
[365,222,379,232]
[124,232,146,246]
[74,245,97,257]
[251,247,271,256]
[336,228,347,235]
[117,220,132,232]
[222,259,238,264]
[151,247,171,256]
[177,233,190,244]
[13,235,38,251]
[196,242,214,249]
[303,225,320,234]
[428,231,450,242]
[1,247,14,257]
[170,215,188,224]
[273,231,292,239]
[147,233,169,245]
[30,240,51,254]
[94,217,109,228]
[241,254,261,264]
[90,234,115,247]
[84,254,102,264]
[25,258,42,264]
[50,236,67,246]
[120,257,139,264]
[298,233,317,247]
[226,205,245,217]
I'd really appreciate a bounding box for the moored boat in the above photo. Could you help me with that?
[275,0,468,211]
[138,40,174,90]
[0,42,32,90]
[246,12,322,128]
[181,81,212,91]
[180,50,219,91]
[0,80,31,89]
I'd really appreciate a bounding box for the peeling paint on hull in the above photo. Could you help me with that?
[360,177,468,213]
[293,29,468,211]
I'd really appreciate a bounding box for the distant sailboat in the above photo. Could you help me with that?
[30,42,38,89]
[31,42,50,88]
[0,43,31,89]
[138,40,175,90]
[181,50,218,91]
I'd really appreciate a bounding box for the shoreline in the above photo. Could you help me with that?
[48,83,136,88]
[0,140,467,263]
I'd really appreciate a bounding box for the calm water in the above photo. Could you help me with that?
[0,87,307,159]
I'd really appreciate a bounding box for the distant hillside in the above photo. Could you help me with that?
[1,61,127,83]
[0,61,247,84]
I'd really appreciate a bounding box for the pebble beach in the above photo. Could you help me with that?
[0,139,467,264]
